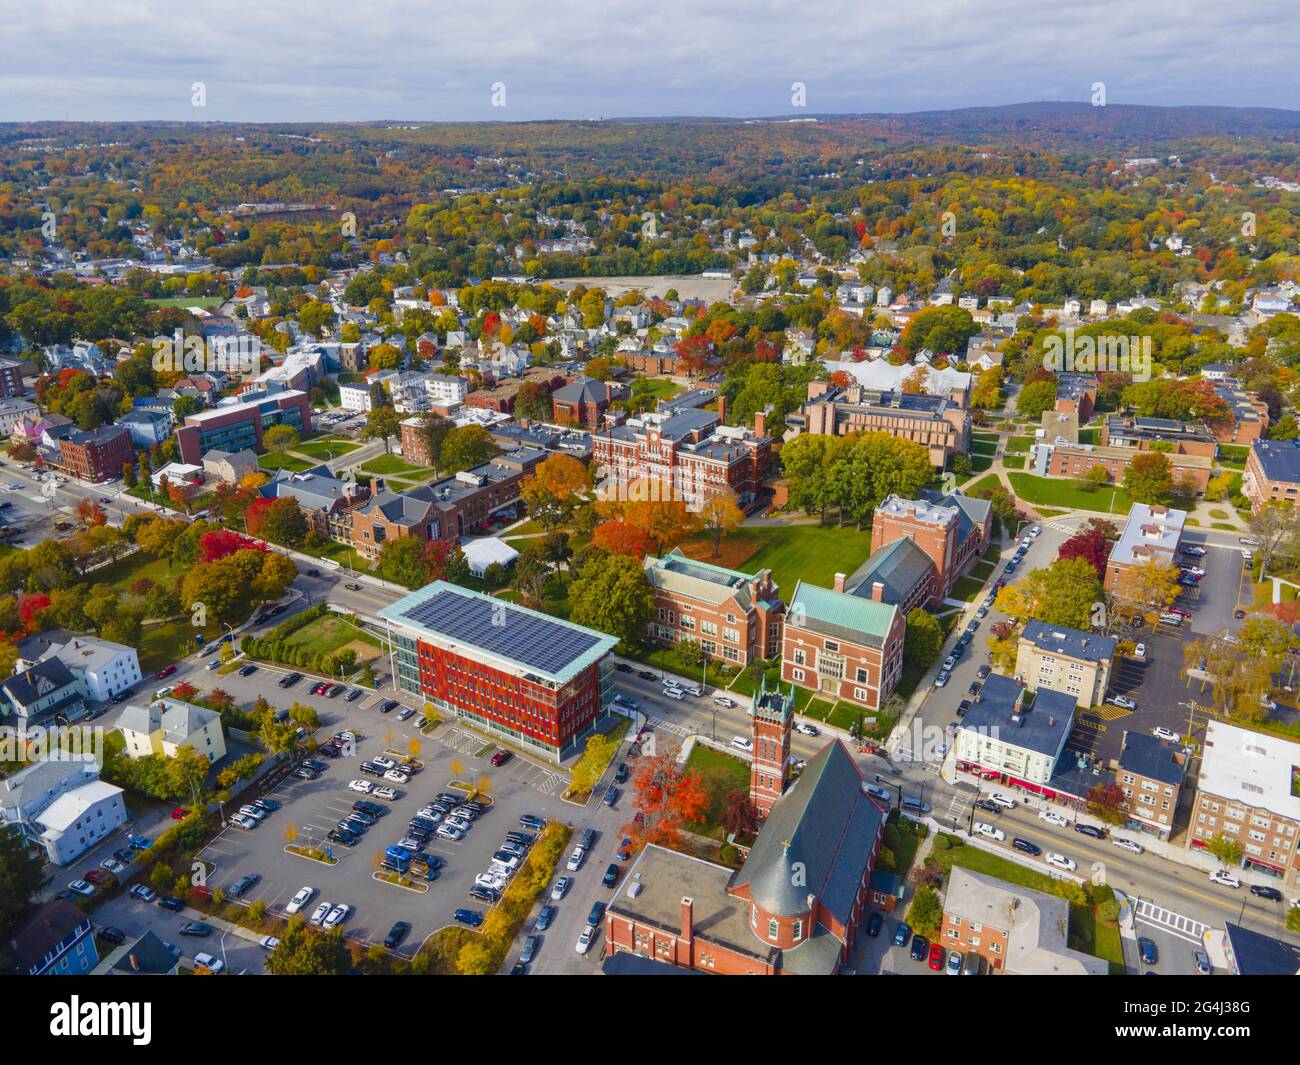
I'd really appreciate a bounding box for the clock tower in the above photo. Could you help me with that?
[749,675,795,822]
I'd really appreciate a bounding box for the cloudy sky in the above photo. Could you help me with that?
[2,0,1296,122]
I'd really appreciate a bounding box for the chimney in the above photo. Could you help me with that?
[871,581,885,602]
[680,896,694,944]
[833,572,846,593]
[754,409,767,438]
[129,953,140,971]
[717,395,727,425]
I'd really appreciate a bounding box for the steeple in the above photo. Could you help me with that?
[749,674,795,822]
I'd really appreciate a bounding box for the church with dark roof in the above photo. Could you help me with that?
[604,680,888,975]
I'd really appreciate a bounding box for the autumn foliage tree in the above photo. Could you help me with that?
[627,750,709,850]
[591,519,657,558]
[197,529,267,565]
[1057,528,1109,577]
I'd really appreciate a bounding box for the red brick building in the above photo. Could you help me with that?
[642,549,784,667]
[870,492,992,604]
[604,735,886,975]
[57,425,135,483]
[378,582,618,763]
[0,359,24,399]
[174,388,312,465]
[551,376,621,429]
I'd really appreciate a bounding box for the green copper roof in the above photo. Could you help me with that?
[788,580,897,645]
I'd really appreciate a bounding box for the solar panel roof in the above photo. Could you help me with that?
[378,581,618,683]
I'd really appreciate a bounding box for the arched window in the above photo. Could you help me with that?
[793,920,803,940]
[768,919,779,940]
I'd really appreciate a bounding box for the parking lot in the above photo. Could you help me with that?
[194,697,574,957]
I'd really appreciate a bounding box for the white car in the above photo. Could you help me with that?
[1182,566,1205,577]
[308,901,332,926]
[575,926,596,954]
[974,822,1006,841]
[551,877,572,901]
[323,903,350,928]
[237,804,267,820]
[229,813,258,830]
[100,858,126,874]
[1132,643,1146,659]
[662,687,685,701]
[1209,869,1242,889]
[383,769,411,785]
[1184,545,1208,556]
[371,755,396,770]
[436,825,464,842]
[712,695,736,709]
[1038,810,1069,828]
[1029,525,1041,537]
[285,886,314,915]
[1045,852,1077,871]
[193,952,225,973]
[1107,695,1137,711]
[794,722,819,736]
[731,736,753,752]
[347,779,373,794]
[475,873,507,891]
[679,683,704,697]
[1152,727,1181,743]
[68,879,95,896]
[373,786,397,801]
[566,847,586,871]
[1111,838,1145,855]
[934,671,949,688]
[445,816,471,833]
[258,935,280,950]
[989,793,1017,809]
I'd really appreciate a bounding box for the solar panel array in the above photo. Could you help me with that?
[399,587,602,677]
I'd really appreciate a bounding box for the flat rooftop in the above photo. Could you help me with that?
[1198,721,1300,822]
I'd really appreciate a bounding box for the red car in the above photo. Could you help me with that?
[155,665,177,680]
[489,749,512,767]
[928,943,945,971]
[170,807,189,820]
[83,869,110,884]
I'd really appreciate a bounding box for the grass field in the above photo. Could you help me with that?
[1077,428,1100,445]
[1007,473,1133,514]
[951,575,986,602]
[295,438,360,461]
[684,744,751,840]
[970,453,994,472]
[1005,435,1033,453]
[257,453,313,473]
[965,474,1003,496]
[147,296,223,309]
[1002,455,1026,470]
[681,523,871,597]
[361,454,435,478]
[282,613,387,662]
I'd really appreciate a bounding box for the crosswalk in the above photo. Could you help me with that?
[648,716,690,738]
[1133,899,1209,944]
[1046,521,1075,534]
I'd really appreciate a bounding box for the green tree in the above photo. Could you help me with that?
[1123,451,1173,505]
[265,920,353,975]
[364,405,401,454]
[1016,378,1058,420]
[377,537,430,590]
[440,424,497,473]
[904,609,944,667]
[262,424,300,463]
[0,825,48,945]
[567,553,655,650]
[906,884,944,938]
[994,557,1103,630]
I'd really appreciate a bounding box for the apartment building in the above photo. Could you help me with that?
[1242,439,1300,512]
[1209,379,1270,445]
[954,674,1075,789]
[1054,373,1098,422]
[781,580,905,712]
[1104,502,1186,601]
[378,581,618,763]
[1033,440,1212,493]
[0,758,127,865]
[642,549,784,666]
[1188,721,1300,888]
[117,698,228,764]
[940,868,1107,975]
[12,900,99,976]
[791,382,970,468]
[0,358,25,399]
[1100,415,1218,458]
[56,425,135,483]
[1014,622,1115,708]
[1116,730,1188,840]
[592,405,770,508]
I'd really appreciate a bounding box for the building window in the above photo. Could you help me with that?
[768,919,778,940]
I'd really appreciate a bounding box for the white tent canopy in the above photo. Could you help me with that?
[460,536,519,577]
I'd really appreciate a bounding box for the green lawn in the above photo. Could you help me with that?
[951,575,985,602]
[728,659,782,699]
[1002,455,1026,470]
[965,474,1003,496]
[361,454,435,478]
[257,453,313,473]
[1005,435,1033,454]
[717,523,871,597]
[798,695,837,722]
[1077,428,1100,445]
[294,438,360,461]
[970,453,993,472]
[282,613,387,661]
[684,744,751,840]
[147,295,223,309]
[1007,473,1133,514]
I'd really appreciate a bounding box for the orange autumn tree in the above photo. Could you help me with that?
[626,749,709,850]
[591,518,657,558]
[618,492,699,555]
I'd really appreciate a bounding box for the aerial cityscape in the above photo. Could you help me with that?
[0,1,1297,1019]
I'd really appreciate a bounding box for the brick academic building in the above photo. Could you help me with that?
[377,582,618,763]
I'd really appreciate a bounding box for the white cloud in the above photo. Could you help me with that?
[2,0,1296,120]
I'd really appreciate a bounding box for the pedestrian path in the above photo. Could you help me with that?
[1133,898,1209,944]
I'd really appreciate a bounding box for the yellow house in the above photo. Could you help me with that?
[116,698,227,763]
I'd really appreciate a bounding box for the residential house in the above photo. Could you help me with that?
[1014,621,1116,708]
[117,697,227,764]
[11,900,99,976]
[38,635,142,704]
[0,658,86,726]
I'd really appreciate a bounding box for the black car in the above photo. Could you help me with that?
[1012,838,1041,856]
[255,613,271,625]
[505,831,535,846]
[238,664,258,677]
[158,896,184,912]
[270,605,287,616]
[637,671,656,681]
[306,568,321,577]
[520,935,541,963]
[278,672,301,689]
[380,699,400,713]
[977,664,991,679]
[302,759,326,772]
[469,886,499,903]
[587,902,606,927]
[327,829,357,846]
[602,863,620,888]
[359,761,384,777]
[1074,823,1108,840]
[614,763,629,784]
[615,663,633,673]
[252,798,281,812]
[1138,937,1158,966]
[227,874,261,898]
[519,814,545,830]
[348,809,377,826]
[345,688,363,702]
[974,799,1000,813]
[957,700,972,718]
[910,935,929,962]
[179,921,212,937]
[384,921,411,949]
[866,912,883,937]
[97,926,126,944]
[968,682,981,696]
[1250,884,1283,902]
[354,800,385,817]
[316,744,341,758]
[338,818,368,835]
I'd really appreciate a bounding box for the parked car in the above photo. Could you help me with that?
[1209,869,1242,888]
[193,952,224,974]
[928,944,945,970]
[179,921,212,938]
[1193,950,1212,975]
[945,951,963,975]
[551,877,572,901]
[454,908,484,927]
[1152,727,1181,743]
[575,925,596,954]
[866,912,883,937]
[1012,838,1041,856]
[911,935,929,962]
[1111,837,1145,855]
[602,863,620,888]
[227,873,261,899]
[128,885,157,902]
[1045,852,1077,871]
[1038,810,1069,828]
[974,822,1005,841]
[1138,937,1158,966]
[157,895,184,911]
[1250,884,1283,901]
[323,904,350,929]
[285,886,314,915]
[1074,822,1108,839]
[97,926,126,944]
[67,879,95,896]
[1106,694,1137,711]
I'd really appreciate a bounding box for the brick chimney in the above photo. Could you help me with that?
[754,409,767,438]
[717,395,728,425]
[680,896,694,945]
[871,581,885,602]
[833,572,846,593]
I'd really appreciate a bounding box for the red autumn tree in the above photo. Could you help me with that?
[197,528,267,565]
[423,538,467,583]
[172,681,199,702]
[627,749,709,850]
[17,593,49,632]
[1057,528,1109,577]
[76,498,107,528]
[591,519,657,558]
